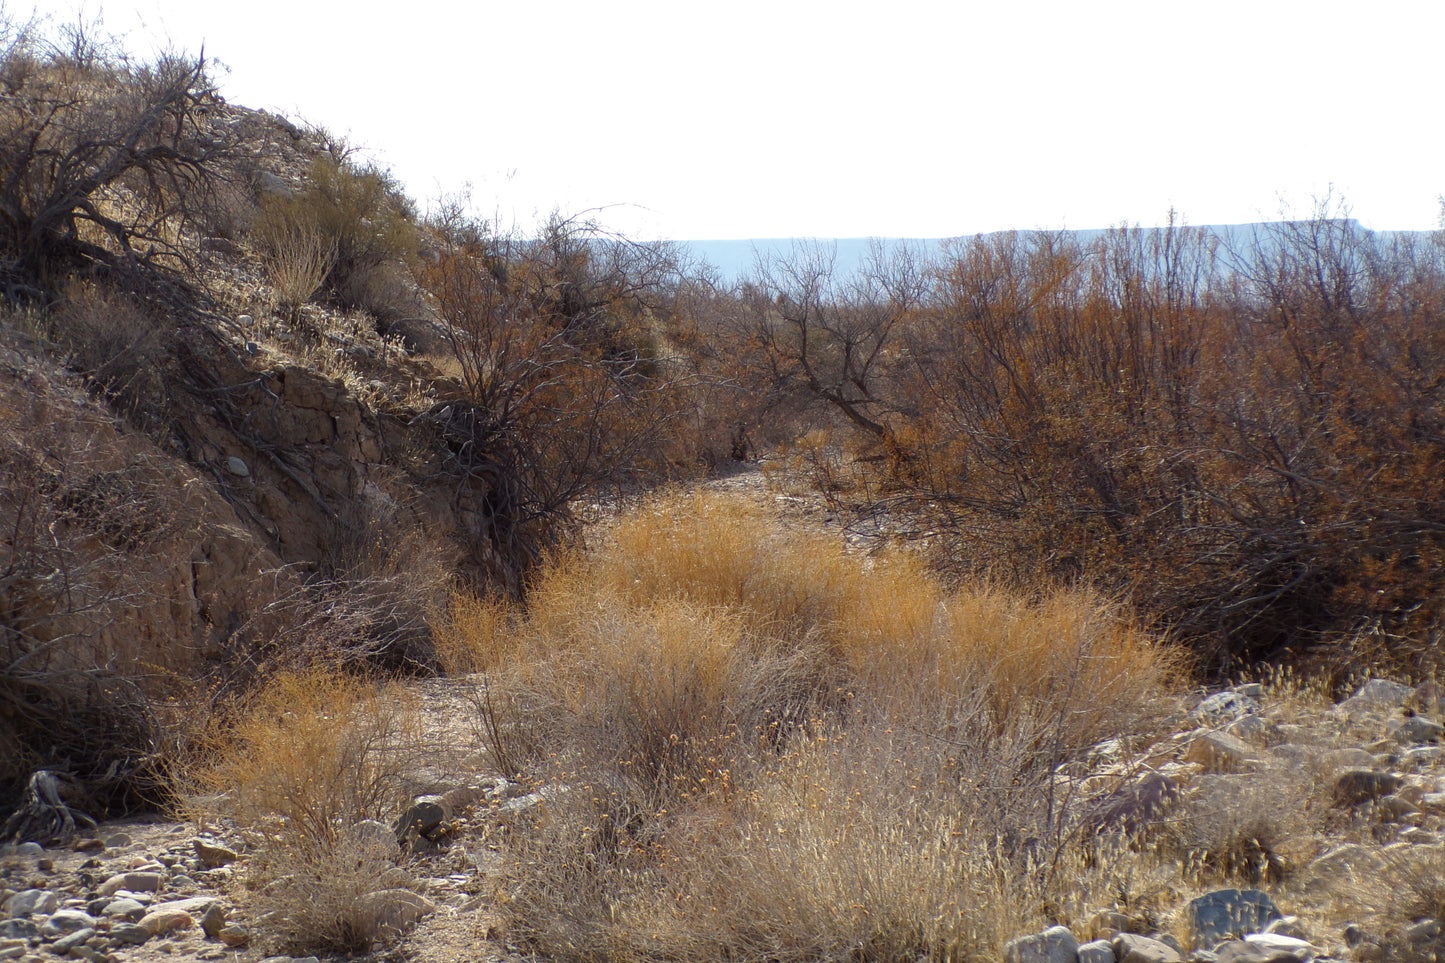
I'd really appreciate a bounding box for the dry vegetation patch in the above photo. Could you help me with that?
[440,491,1184,963]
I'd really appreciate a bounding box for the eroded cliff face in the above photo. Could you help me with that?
[0,331,287,675]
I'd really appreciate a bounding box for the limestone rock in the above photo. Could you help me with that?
[3,889,58,918]
[38,909,96,937]
[1080,939,1118,963]
[1185,731,1255,773]
[355,889,435,941]
[217,923,250,947]
[138,907,193,935]
[102,897,147,921]
[1337,680,1414,718]
[1004,926,1078,963]
[1114,933,1183,963]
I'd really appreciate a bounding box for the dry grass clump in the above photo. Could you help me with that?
[452,491,1184,963]
[185,668,426,953]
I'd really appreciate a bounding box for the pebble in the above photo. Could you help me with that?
[38,909,95,937]
[3,890,58,918]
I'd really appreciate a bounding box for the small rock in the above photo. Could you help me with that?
[1313,748,1377,773]
[1215,938,1313,963]
[1245,934,1315,956]
[1091,910,1143,941]
[138,908,193,936]
[1187,890,1282,946]
[198,903,227,939]
[217,923,250,947]
[1264,918,1308,940]
[13,844,42,859]
[1005,926,1080,963]
[1224,715,1273,746]
[1375,795,1420,822]
[191,839,239,869]
[102,898,147,921]
[1333,769,1402,806]
[4,889,58,918]
[38,909,95,937]
[1186,731,1254,772]
[0,920,38,940]
[1114,933,1183,963]
[1191,691,1260,725]
[50,928,95,953]
[1080,939,1118,963]
[98,872,163,897]
[1395,717,1445,745]
[109,923,151,946]
[70,840,103,854]
[355,889,435,941]
[224,456,250,478]
[102,834,131,849]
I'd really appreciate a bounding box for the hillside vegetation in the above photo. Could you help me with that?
[0,13,1443,962]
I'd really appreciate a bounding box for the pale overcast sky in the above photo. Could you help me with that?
[48,0,1445,240]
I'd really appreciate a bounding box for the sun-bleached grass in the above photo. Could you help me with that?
[451,491,1185,963]
[183,668,427,953]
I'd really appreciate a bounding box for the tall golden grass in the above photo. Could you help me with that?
[445,491,1184,963]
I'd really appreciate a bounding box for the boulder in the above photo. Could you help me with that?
[1186,890,1281,947]
[1079,774,1180,836]
[1337,680,1414,718]
[1332,770,1401,806]
[1114,933,1183,963]
[1079,940,1118,963]
[1005,926,1079,963]
[1185,732,1255,772]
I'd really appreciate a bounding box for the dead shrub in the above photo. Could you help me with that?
[253,156,418,321]
[185,668,426,952]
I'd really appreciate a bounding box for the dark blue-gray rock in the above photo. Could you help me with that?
[1005,926,1080,963]
[13,842,43,858]
[1079,939,1117,963]
[1187,890,1281,946]
[50,927,95,953]
[109,923,152,946]
[1332,770,1401,806]
[1404,920,1441,944]
[103,897,147,921]
[1114,933,1184,963]
[39,908,96,937]
[1079,774,1181,835]
[1191,691,1260,725]
[0,918,39,939]
[394,799,447,843]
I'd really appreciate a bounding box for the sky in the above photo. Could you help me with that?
[42,0,1445,240]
